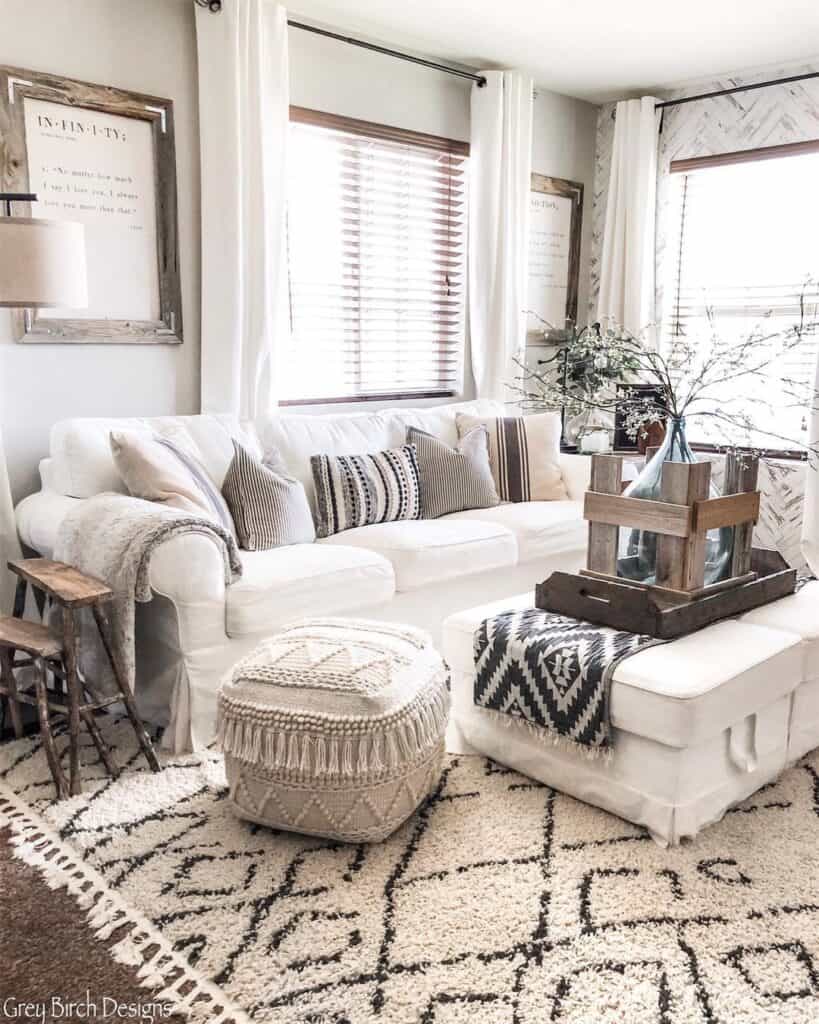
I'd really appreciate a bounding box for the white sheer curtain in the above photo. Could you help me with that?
[597,96,661,337]
[468,70,533,401]
[195,0,290,419]
[0,423,21,613]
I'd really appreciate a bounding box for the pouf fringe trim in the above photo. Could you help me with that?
[0,783,251,1024]
[217,685,450,779]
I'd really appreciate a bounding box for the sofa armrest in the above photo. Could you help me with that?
[559,453,591,501]
[16,490,230,606]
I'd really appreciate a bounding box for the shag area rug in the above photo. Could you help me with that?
[2,720,819,1024]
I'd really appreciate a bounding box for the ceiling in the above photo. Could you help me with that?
[287,0,819,102]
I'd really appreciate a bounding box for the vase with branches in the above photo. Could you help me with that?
[514,293,819,583]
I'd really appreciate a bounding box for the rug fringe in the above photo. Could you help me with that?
[0,783,252,1024]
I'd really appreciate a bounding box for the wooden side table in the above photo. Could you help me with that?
[0,558,160,798]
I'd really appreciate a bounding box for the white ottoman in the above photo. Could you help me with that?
[443,593,806,845]
[741,580,819,762]
[218,618,449,843]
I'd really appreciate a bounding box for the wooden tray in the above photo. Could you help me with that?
[535,550,797,640]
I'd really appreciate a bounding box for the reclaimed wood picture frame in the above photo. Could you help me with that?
[0,65,182,344]
[526,173,583,342]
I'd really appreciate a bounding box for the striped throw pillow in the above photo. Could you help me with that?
[311,445,421,539]
[222,441,315,551]
[455,412,568,502]
[408,426,500,518]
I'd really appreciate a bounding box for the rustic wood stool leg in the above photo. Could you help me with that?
[92,603,160,773]
[80,706,120,780]
[0,647,24,739]
[61,606,83,796]
[12,577,27,619]
[34,657,68,800]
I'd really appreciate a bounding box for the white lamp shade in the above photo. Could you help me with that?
[0,216,88,308]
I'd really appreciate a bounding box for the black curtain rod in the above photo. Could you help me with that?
[287,19,487,86]
[655,69,819,110]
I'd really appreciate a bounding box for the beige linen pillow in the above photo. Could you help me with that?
[110,430,236,533]
[456,411,567,502]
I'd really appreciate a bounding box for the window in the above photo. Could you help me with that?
[282,108,468,404]
[666,141,819,453]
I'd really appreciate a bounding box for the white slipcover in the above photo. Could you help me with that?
[319,519,518,592]
[443,592,808,845]
[444,501,586,563]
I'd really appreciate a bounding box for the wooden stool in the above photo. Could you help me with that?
[0,558,161,798]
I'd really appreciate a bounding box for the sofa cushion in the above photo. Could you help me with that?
[256,401,506,512]
[443,594,802,748]
[319,519,517,591]
[443,501,586,562]
[49,414,255,497]
[226,544,395,637]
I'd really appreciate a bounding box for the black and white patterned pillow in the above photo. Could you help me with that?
[408,426,500,518]
[310,444,422,538]
[222,440,315,551]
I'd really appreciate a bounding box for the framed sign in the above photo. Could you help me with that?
[0,65,182,344]
[526,173,583,343]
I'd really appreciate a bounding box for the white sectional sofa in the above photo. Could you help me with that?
[15,400,591,752]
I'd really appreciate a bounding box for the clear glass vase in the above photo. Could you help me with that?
[616,417,734,585]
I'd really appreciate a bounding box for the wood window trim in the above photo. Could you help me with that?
[289,105,469,157]
[283,107,468,405]
[669,139,819,460]
[670,138,819,175]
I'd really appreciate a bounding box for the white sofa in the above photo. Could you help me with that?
[15,400,591,752]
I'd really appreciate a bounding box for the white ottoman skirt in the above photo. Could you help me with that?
[443,595,808,846]
[218,619,449,843]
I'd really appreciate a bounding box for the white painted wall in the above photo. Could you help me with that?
[1,0,201,503]
[531,89,598,320]
[0,5,598,500]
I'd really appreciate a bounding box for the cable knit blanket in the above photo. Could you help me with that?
[54,494,242,697]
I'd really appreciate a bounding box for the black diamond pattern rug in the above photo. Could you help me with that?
[2,719,819,1023]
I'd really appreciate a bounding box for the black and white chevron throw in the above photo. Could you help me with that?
[474,608,663,755]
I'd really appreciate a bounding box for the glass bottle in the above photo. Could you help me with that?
[616,417,734,585]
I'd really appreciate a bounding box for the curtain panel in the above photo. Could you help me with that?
[468,70,533,401]
[0,423,21,613]
[195,0,290,419]
[597,96,661,338]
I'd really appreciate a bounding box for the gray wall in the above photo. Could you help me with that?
[1,4,598,500]
[1,0,202,503]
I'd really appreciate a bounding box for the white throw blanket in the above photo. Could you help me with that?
[54,494,242,697]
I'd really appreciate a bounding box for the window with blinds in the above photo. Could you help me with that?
[666,142,819,453]
[282,108,468,404]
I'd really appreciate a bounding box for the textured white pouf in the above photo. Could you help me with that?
[218,618,450,842]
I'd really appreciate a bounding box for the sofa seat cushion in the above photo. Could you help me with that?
[740,580,819,644]
[319,519,517,592]
[443,501,586,563]
[443,593,801,748]
[226,544,395,637]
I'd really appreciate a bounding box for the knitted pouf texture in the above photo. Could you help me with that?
[217,618,450,842]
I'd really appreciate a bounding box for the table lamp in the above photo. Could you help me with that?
[0,193,88,309]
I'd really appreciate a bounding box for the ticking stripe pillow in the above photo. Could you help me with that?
[222,441,315,550]
[407,426,500,518]
[455,412,568,503]
[311,444,422,539]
